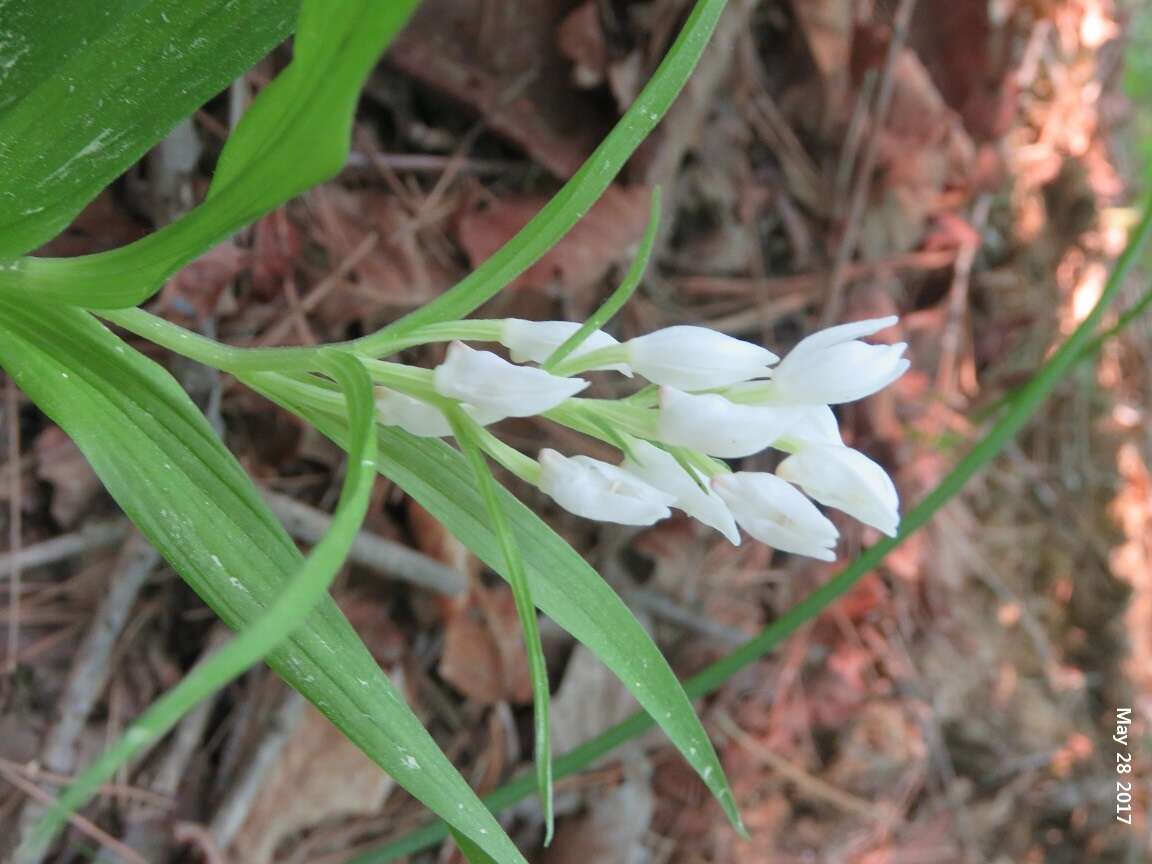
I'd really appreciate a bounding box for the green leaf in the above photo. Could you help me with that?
[0,0,298,259]
[251,375,745,834]
[20,350,379,857]
[448,409,554,842]
[0,300,526,863]
[451,828,500,864]
[0,0,421,309]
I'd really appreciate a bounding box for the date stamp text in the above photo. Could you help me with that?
[1114,707,1134,825]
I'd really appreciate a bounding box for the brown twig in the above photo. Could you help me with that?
[0,519,130,575]
[822,0,920,324]
[0,762,150,864]
[937,196,991,400]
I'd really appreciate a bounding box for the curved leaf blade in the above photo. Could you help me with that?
[254,379,744,834]
[0,301,526,863]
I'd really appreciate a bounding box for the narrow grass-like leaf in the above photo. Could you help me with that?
[340,201,1152,864]
[541,187,660,373]
[447,408,555,843]
[19,350,377,859]
[0,302,528,863]
[248,374,745,834]
[0,0,420,309]
[352,0,729,355]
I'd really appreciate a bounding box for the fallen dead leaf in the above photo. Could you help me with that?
[34,426,103,528]
[228,701,395,864]
[388,0,613,177]
[544,760,654,864]
[557,2,608,88]
[439,583,533,705]
[456,184,652,297]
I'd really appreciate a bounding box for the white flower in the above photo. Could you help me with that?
[711,472,839,560]
[433,341,588,418]
[776,443,900,536]
[624,325,778,390]
[622,440,740,544]
[500,319,631,374]
[374,388,503,438]
[657,387,794,458]
[375,388,454,437]
[767,316,909,404]
[538,449,674,526]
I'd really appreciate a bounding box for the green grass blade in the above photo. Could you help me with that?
[541,187,660,373]
[447,409,555,843]
[19,350,378,859]
[337,190,1152,864]
[451,828,500,864]
[0,303,528,863]
[1,0,420,309]
[249,375,745,835]
[351,0,729,355]
[0,0,298,259]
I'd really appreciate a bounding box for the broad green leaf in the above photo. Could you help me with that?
[252,376,745,834]
[21,351,378,858]
[0,300,526,863]
[0,0,420,308]
[0,0,298,258]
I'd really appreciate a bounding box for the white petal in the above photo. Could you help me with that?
[623,440,740,544]
[375,388,453,437]
[657,387,793,457]
[786,315,899,363]
[776,443,900,536]
[626,325,778,390]
[501,319,631,374]
[712,472,839,560]
[771,341,909,404]
[538,449,673,526]
[433,341,588,417]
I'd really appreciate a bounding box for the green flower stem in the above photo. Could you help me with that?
[472,426,542,485]
[343,201,1152,864]
[549,344,630,378]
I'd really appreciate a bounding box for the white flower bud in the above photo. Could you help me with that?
[500,319,631,374]
[776,443,899,536]
[768,316,909,404]
[374,388,504,438]
[624,325,778,390]
[375,388,453,438]
[538,449,674,526]
[433,341,588,418]
[657,387,794,458]
[711,472,839,561]
[622,440,740,544]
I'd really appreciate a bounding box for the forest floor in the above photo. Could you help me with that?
[2,1,1151,862]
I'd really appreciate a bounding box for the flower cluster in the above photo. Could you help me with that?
[373,316,909,561]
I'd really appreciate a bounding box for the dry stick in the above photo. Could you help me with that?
[208,690,307,851]
[261,490,467,595]
[6,376,22,672]
[713,711,888,819]
[13,533,161,864]
[937,195,991,400]
[253,232,380,348]
[821,0,920,325]
[97,628,229,864]
[0,764,150,864]
[0,520,130,575]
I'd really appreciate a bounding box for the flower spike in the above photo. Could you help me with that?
[776,443,900,537]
